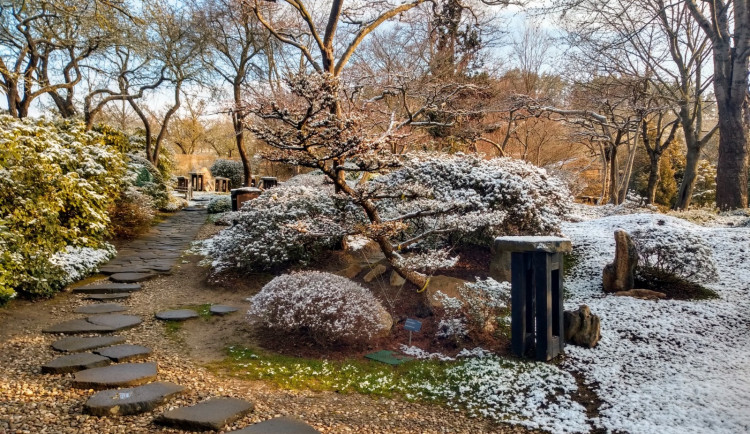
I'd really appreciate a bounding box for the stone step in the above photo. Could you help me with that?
[154,397,254,431]
[155,309,199,321]
[99,265,153,275]
[72,362,158,389]
[230,417,320,433]
[209,305,239,316]
[43,319,116,334]
[84,293,131,301]
[52,336,126,353]
[85,314,142,331]
[83,382,185,416]
[73,283,142,294]
[41,353,111,374]
[94,344,152,362]
[74,303,127,314]
[109,272,157,283]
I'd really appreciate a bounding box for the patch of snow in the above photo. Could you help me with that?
[562,213,750,433]
[49,244,116,285]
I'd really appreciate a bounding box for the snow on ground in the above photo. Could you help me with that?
[562,210,750,433]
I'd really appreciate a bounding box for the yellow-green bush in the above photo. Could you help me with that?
[0,116,126,302]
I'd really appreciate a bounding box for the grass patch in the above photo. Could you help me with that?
[188,303,213,320]
[163,320,182,334]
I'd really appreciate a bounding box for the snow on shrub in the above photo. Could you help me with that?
[435,278,511,340]
[248,271,391,345]
[368,154,572,245]
[0,116,125,301]
[210,159,243,189]
[126,153,170,209]
[49,244,116,285]
[207,196,231,214]
[198,185,362,272]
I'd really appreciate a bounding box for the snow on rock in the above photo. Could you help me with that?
[562,213,750,433]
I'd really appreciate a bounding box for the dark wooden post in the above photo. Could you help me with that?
[499,237,571,362]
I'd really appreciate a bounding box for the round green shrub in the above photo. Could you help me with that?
[207,196,231,214]
[210,159,243,189]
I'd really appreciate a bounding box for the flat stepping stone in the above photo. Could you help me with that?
[210,305,238,316]
[155,397,254,431]
[95,344,152,362]
[43,319,115,334]
[109,272,157,283]
[74,303,127,314]
[73,283,141,294]
[100,265,152,274]
[84,382,185,416]
[183,206,206,212]
[230,417,320,433]
[52,336,126,353]
[86,314,142,331]
[72,362,158,389]
[41,353,112,374]
[155,309,199,321]
[84,292,131,301]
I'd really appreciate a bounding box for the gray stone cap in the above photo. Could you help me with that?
[494,236,572,253]
[231,187,262,193]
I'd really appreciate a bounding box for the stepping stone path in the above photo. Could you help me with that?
[84,293,131,301]
[73,283,141,294]
[41,353,111,374]
[230,417,320,434]
[155,309,199,321]
[84,382,185,416]
[72,362,158,389]
[109,272,158,283]
[94,344,152,362]
[52,335,126,353]
[155,397,254,431]
[74,303,127,314]
[210,305,239,315]
[85,314,142,331]
[38,209,298,428]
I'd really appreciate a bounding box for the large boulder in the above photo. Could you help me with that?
[425,275,469,308]
[564,305,601,348]
[602,229,638,293]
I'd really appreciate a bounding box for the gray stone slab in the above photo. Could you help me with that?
[41,352,111,374]
[109,272,157,283]
[95,344,152,362]
[209,305,238,316]
[84,293,131,301]
[43,319,115,334]
[72,362,158,389]
[52,335,126,353]
[230,417,320,434]
[155,397,254,431]
[84,382,185,416]
[73,283,142,294]
[86,314,142,331]
[100,265,152,274]
[154,309,199,321]
[493,236,572,253]
[74,303,127,314]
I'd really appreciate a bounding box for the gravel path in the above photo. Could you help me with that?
[0,210,534,434]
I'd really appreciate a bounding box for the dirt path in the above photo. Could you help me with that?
[0,210,531,434]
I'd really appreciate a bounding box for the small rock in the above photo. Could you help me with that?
[425,275,468,308]
[564,305,601,348]
[363,264,387,283]
[615,289,667,300]
[389,271,406,287]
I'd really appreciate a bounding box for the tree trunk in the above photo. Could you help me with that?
[646,153,661,205]
[608,143,620,205]
[49,91,77,118]
[715,103,749,209]
[233,82,252,187]
[674,137,701,210]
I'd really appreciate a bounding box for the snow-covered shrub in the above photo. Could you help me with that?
[283,171,327,188]
[630,221,718,284]
[199,185,362,272]
[368,155,572,246]
[108,188,155,239]
[0,116,125,301]
[435,278,511,340]
[126,153,169,209]
[163,194,188,212]
[248,271,391,345]
[207,196,231,214]
[210,159,243,189]
[49,244,116,286]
